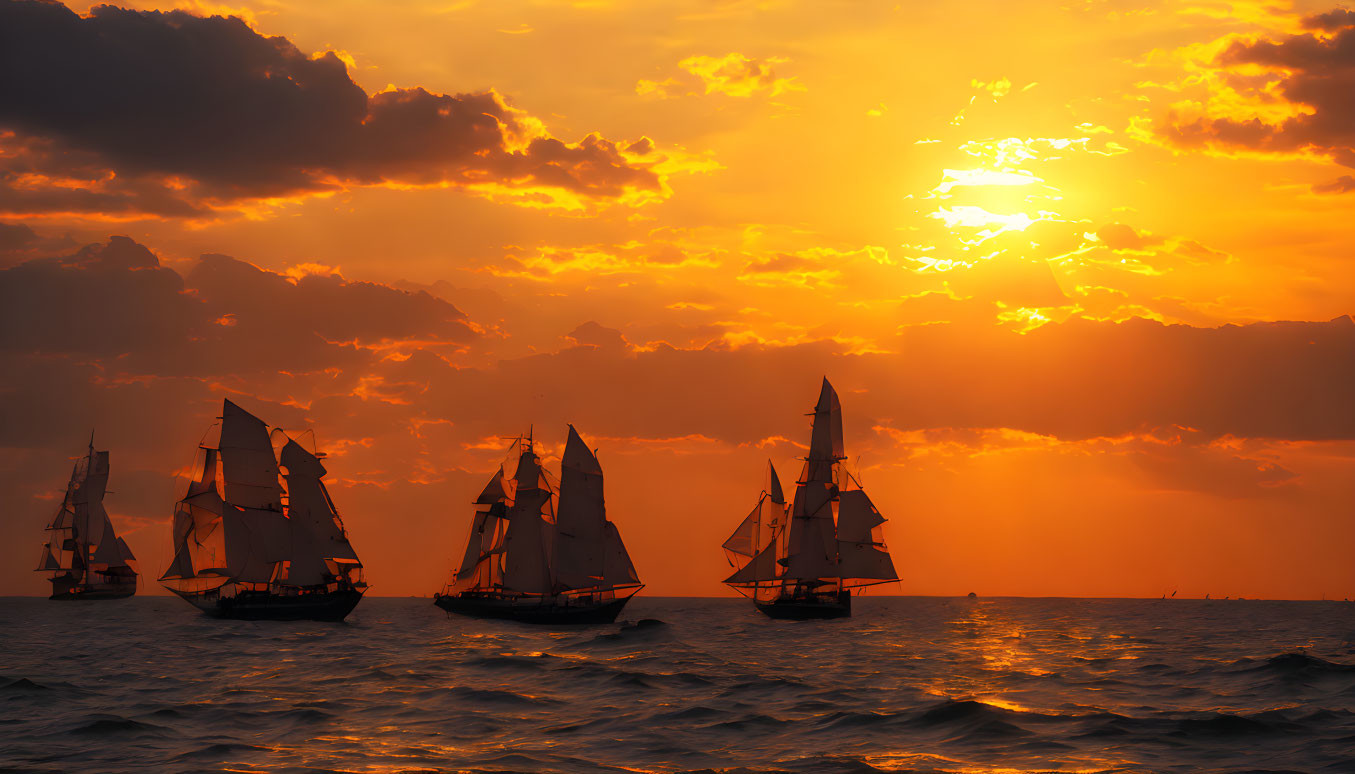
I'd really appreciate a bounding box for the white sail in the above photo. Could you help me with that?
[279,438,360,586]
[501,450,555,594]
[836,489,898,581]
[784,472,838,580]
[722,505,760,559]
[219,399,284,511]
[730,378,899,596]
[554,425,607,589]
[807,378,844,479]
[453,466,509,590]
[162,447,229,581]
[222,505,289,583]
[36,544,60,571]
[445,430,639,601]
[39,442,138,584]
[725,541,779,584]
[601,521,640,586]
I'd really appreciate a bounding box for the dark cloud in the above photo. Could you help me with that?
[1161,12,1355,166]
[7,235,1351,453]
[0,235,475,381]
[0,0,660,216]
[0,221,35,251]
[1302,8,1355,30]
[564,321,631,351]
[1312,174,1355,194]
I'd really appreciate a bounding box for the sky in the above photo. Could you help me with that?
[2,0,1353,599]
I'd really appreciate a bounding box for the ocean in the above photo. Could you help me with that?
[2,596,1354,773]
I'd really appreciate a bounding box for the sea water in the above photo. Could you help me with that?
[2,596,1354,773]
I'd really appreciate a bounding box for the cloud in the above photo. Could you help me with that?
[637,53,803,99]
[1313,174,1355,194]
[0,0,667,217]
[1096,223,1164,252]
[1157,9,1355,166]
[3,233,1354,597]
[0,236,476,381]
[563,320,630,351]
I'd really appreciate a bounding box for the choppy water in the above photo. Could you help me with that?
[3,597,1355,773]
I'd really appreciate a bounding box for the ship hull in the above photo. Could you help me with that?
[434,593,633,625]
[48,575,136,600]
[754,591,852,619]
[171,587,366,621]
[49,586,136,601]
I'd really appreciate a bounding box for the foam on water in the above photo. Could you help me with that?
[1,596,1354,773]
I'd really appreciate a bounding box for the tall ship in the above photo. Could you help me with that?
[159,399,367,621]
[35,437,139,600]
[435,426,642,624]
[723,378,898,618]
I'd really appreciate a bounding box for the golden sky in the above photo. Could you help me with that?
[2,0,1353,598]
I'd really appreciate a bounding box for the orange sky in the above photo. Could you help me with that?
[2,0,1353,599]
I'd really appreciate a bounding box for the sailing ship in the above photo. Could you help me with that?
[35,437,139,600]
[434,426,643,624]
[723,378,898,618]
[159,399,367,621]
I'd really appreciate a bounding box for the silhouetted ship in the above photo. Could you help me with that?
[435,427,642,624]
[159,400,367,621]
[723,378,898,619]
[35,437,139,600]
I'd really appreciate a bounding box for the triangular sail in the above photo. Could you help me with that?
[836,489,898,581]
[601,521,639,586]
[554,425,607,589]
[37,441,138,587]
[279,438,361,586]
[37,544,61,571]
[446,428,640,601]
[725,541,779,584]
[161,400,363,595]
[724,378,899,599]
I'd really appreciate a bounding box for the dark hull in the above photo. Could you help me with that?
[755,592,851,620]
[49,587,136,601]
[434,593,632,625]
[172,588,365,621]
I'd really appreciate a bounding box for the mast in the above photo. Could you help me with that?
[279,438,362,586]
[783,378,843,584]
[162,399,358,593]
[38,439,137,587]
[500,439,555,595]
[723,461,788,594]
[741,377,898,598]
[448,428,639,600]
